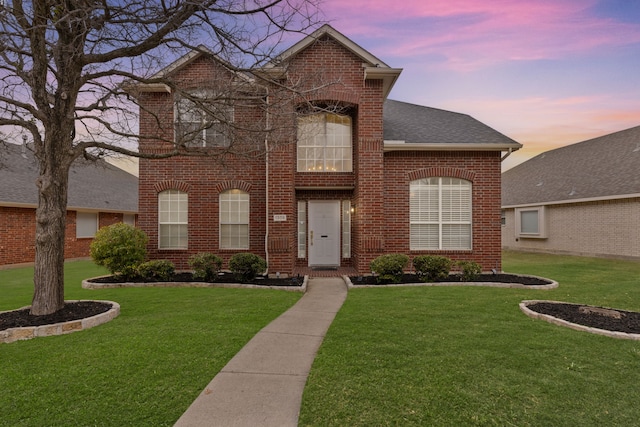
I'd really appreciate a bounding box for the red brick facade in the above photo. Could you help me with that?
[137,28,506,274]
[0,207,131,267]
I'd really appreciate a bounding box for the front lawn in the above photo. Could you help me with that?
[0,261,301,426]
[298,251,640,426]
[2,253,640,426]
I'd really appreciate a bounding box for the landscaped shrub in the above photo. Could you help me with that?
[90,223,148,279]
[412,255,453,282]
[458,260,482,281]
[137,260,175,281]
[370,254,409,283]
[189,253,223,281]
[229,253,267,282]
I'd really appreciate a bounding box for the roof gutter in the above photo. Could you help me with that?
[502,192,640,209]
[384,141,522,152]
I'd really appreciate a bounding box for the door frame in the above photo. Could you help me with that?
[307,200,341,267]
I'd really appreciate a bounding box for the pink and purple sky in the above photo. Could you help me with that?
[318,0,640,170]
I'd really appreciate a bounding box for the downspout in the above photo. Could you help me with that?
[264,87,270,271]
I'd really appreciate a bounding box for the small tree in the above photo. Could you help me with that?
[90,223,148,279]
[229,253,267,282]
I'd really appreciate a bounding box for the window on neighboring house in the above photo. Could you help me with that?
[158,190,188,249]
[76,211,98,238]
[220,189,249,249]
[123,214,135,226]
[175,90,233,148]
[297,112,352,172]
[515,206,547,238]
[410,177,472,250]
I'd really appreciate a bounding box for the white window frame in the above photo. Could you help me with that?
[410,177,472,250]
[175,90,233,148]
[220,189,249,250]
[515,206,547,238]
[297,201,307,258]
[342,200,351,258]
[123,214,135,226]
[297,112,352,172]
[158,190,188,249]
[76,211,99,238]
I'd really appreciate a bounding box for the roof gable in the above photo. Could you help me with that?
[502,125,640,206]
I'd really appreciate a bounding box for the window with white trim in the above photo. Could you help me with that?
[220,189,249,249]
[76,211,98,238]
[515,206,547,238]
[297,113,352,172]
[158,190,188,249]
[175,90,233,147]
[410,177,472,250]
[123,214,135,226]
[342,200,351,258]
[297,201,307,258]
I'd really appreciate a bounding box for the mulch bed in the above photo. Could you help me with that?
[350,273,551,286]
[88,272,305,287]
[0,301,112,331]
[526,302,640,334]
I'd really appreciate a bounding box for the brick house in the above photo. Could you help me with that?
[136,25,521,275]
[0,142,138,267]
[502,125,640,260]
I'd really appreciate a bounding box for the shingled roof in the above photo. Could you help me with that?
[502,125,640,207]
[383,100,521,150]
[0,143,138,212]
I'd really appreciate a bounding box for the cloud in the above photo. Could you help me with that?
[321,0,640,71]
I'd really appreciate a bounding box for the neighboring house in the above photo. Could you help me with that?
[502,125,640,260]
[136,25,521,275]
[0,142,138,267]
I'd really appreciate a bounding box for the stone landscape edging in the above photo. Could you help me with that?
[82,275,308,292]
[344,273,558,290]
[1,300,120,344]
[520,299,640,341]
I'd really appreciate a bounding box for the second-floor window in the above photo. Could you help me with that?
[297,112,352,172]
[175,90,233,148]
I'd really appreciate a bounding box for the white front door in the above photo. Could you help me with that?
[308,200,340,267]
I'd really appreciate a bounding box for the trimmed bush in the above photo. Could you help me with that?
[229,253,267,282]
[412,255,453,282]
[370,254,409,283]
[458,260,482,281]
[90,223,148,279]
[189,253,223,281]
[137,260,175,281]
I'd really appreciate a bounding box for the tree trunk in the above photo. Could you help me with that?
[30,146,71,316]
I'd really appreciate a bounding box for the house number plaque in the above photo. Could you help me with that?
[273,214,287,222]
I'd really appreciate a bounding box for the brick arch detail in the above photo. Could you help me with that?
[215,180,252,193]
[407,167,476,182]
[154,180,192,193]
[297,90,361,108]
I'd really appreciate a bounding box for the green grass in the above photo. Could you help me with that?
[0,261,301,426]
[3,254,640,426]
[299,252,640,426]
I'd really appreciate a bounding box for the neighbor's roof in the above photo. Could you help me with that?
[502,125,640,207]
[383,99,522,151]
[0,143,138,212]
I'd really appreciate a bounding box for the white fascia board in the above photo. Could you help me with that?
[502,193,640,209]
[364,67,403,99]
[384,141,522,152]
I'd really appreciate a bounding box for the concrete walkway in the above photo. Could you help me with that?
[174,277,348,427]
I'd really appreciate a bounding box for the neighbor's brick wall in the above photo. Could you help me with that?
[502,197,640,260]
[0,207,129,267]
[384,151,504,272]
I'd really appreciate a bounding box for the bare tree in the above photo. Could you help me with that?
[0,0,321,315]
